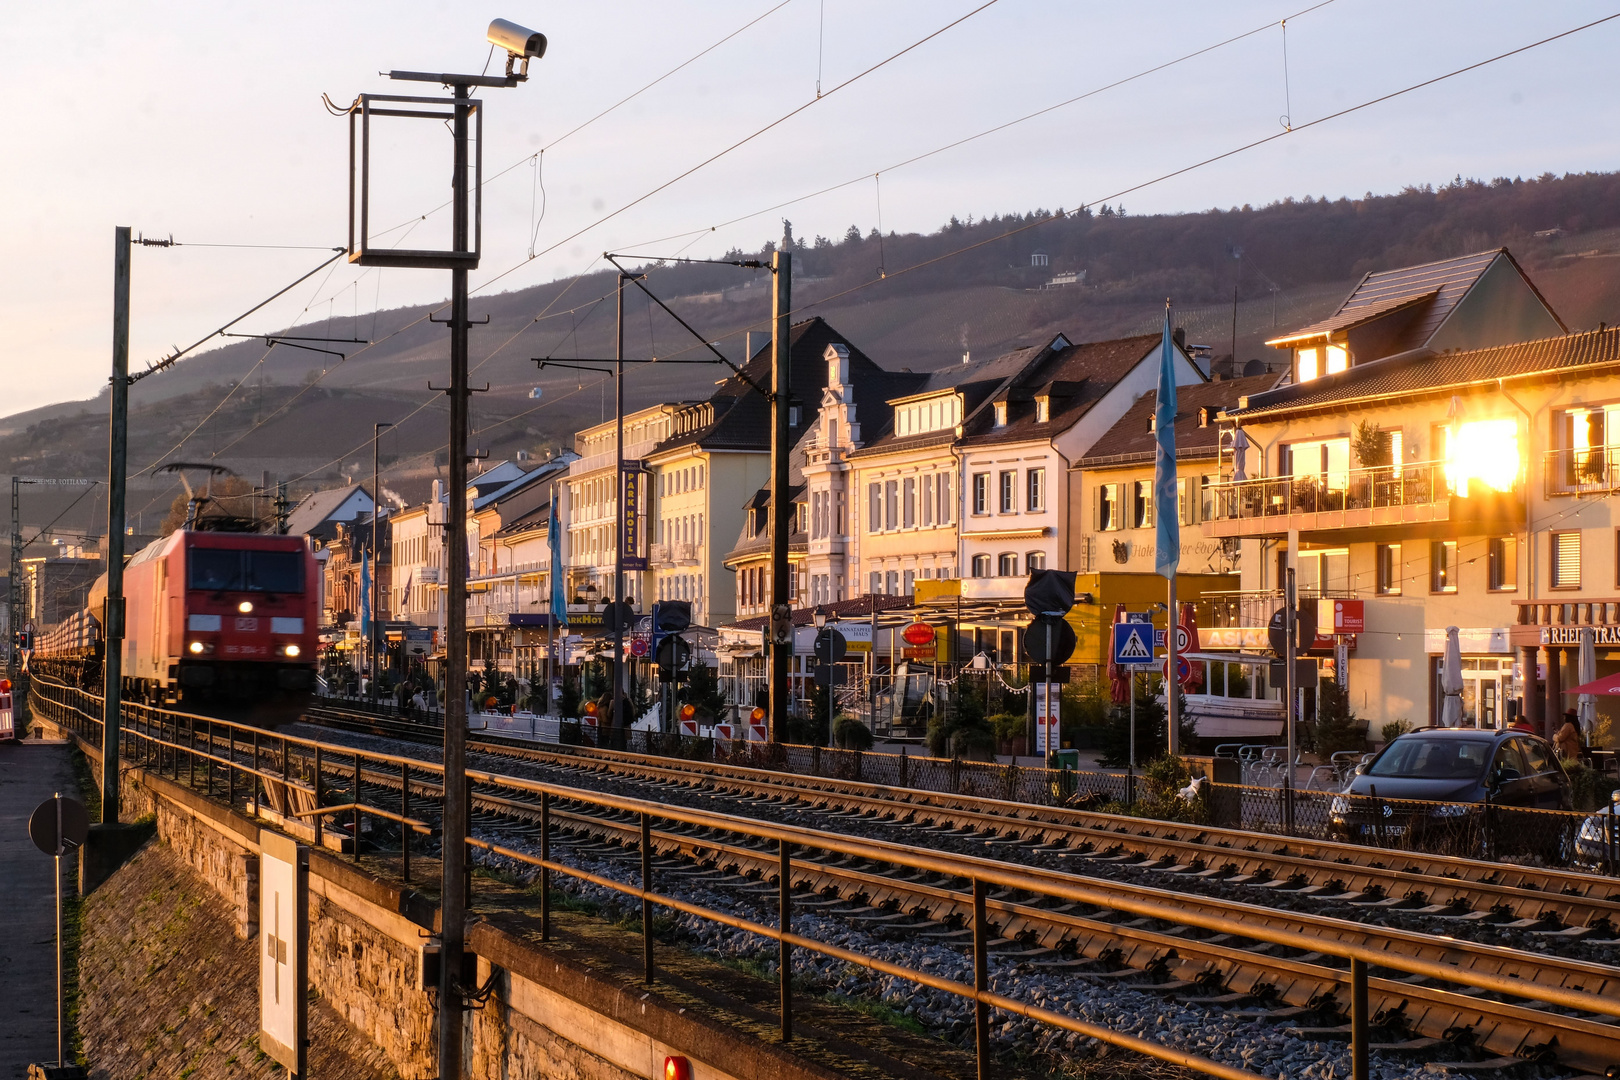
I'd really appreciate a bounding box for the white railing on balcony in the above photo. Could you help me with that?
[649,543,670,563]
[673,542,699,564]
[1208,459,1511,527]
[1203,588,1358,630]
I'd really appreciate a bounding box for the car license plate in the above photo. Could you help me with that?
[1359,824,1405,837]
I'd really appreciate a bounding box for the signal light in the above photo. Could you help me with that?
[189,641,206,655]
[238,601,254,614]
[0,679,11,692]
[749,706,765,723]
[664,1056,693,1080]
[584,701,599,717]
[679,704,695,721]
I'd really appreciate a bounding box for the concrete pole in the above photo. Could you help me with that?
[438,80,472,1080]
[1283,567,1297,833]
[768,251,792,743]
[612,273,627,737]
[103,227,131,823]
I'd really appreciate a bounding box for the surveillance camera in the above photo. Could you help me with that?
[488,18,547,59]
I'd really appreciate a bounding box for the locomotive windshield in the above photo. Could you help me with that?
[188,549,305,593]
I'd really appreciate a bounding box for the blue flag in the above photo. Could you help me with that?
[359,547,372,637]
[1154,303,1180,579]
[549,497,568,626]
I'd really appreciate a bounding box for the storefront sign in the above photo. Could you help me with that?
[1541,625,1620,646]
[1332,599,1364,633]
[793,620,874,655]
[621,467,647,571]
[1199,626,1269,651]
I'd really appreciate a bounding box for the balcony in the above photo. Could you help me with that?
[1545,447,1620,497]
[1206,460,1523,540]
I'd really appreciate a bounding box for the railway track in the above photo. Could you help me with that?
[306,703,1620,932]
[33,681,1620,1076]
[294,705,1620,1074]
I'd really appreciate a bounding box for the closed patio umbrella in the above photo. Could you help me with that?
[1440,626,1464,727]
[1231,428,1250,483]
[1579,626,1598,738]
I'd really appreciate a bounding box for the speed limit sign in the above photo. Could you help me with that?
[1174,625,1191,653]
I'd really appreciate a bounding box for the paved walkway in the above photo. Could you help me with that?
[0,740,78,1076]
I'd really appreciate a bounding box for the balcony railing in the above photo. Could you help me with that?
[1204,588,1357,630]
[1206,459,1521,536]
[1545,447,1620,496]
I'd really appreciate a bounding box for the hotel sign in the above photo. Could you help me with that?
[1541,625,1620,646]
[622,466,647,570]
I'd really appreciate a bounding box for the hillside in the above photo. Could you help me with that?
[11,169,1620,545]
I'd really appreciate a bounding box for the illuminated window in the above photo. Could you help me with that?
[1297,347,1319,382]
[1097,484,1121,531]
[1132,480,1154,528]
[1324,344,1348,375]
[1446,418,1519,495]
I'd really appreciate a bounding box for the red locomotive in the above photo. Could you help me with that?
[31,528,319,725]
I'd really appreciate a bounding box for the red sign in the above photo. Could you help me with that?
[901,621,935,646]
[1332,599,1364,634]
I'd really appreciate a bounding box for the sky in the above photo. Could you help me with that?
[3,1,1619,416]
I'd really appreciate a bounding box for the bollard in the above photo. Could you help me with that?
[1351,957,1369,1080]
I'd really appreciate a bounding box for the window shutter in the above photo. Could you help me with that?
[1553,531,1582,588]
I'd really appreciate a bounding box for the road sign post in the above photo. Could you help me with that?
[260,830,308,1079]
[29,794,88,1070]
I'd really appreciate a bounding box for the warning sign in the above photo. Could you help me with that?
[1112,623,1153,665]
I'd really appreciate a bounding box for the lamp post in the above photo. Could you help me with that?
[371,421,393,706]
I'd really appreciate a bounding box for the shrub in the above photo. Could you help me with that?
[1135,755,1209,824]
[1567,763,1620,811]
[1380,718,1413,745]
[1310,679,1367,757]
[987,712,1026,743]
[833,715,874,750]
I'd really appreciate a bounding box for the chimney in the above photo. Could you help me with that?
[1172,327,1186,350]
[961,349,971,366]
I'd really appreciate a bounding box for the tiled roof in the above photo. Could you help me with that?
[285,484,368,540]
[1078,375,1280,466]
[1264,290,1438,345]
[1227,326,1620,419]
[648,317,926,458]
[957,333,1169,448]
[851,344,1042,454]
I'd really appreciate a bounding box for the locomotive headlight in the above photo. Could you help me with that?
[283,644,301,658]
[238,601,254,614]
[188,641,205,655]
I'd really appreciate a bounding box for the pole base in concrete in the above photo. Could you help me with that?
[79,821,151,895]
[28,1064,88,1079]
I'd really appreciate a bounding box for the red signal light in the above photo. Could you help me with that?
[0,679,11,693]
[584,701,599,717]
[664,1056,693,1080]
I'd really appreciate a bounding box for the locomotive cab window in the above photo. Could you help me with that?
[189,549,305,593]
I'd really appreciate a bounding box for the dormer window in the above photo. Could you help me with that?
[1035,396,1050,423]
[994,401,1008,427]
[1296,343,1348,383]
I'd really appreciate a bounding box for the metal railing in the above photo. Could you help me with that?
[1209,459,1489,528]
[1545,446,1620,496]
[1204,587,1357,630]
[33,674,1620,1077]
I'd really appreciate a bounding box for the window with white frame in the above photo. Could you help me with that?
[868,484,881,532]
[939,473,954,524]
[998,552,1018,576]
[903,477,916,528]
[1132,480,1153,529]
[999,470,1016,513]
[972,554,991,577]
[1097,484,1121,531]
[922,475,935,527]
[1026,551,1046,573]
[972,472,989,515]
[1026,468,1045,512]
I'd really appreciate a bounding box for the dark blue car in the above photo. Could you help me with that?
[1329,727,1572,860]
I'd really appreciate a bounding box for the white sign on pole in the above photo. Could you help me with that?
[260,830,307,1078]
[1034,683,1060,755]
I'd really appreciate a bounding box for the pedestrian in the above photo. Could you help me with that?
[1556,711,1583,762]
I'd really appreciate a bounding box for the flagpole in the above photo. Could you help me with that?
[1154,297,1182,759]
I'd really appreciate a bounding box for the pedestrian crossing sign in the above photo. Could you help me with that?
[1112,622,1153,665]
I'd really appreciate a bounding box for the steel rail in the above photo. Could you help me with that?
[305,703,1620,926]
[31,679,1620,1072]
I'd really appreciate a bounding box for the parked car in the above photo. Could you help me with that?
[1329,727,1572,861]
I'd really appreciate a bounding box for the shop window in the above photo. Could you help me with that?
[1487,536,1517,591]
[1376,543,1401,596]
[1551,531,1581,588]
[1430,540,1457,594]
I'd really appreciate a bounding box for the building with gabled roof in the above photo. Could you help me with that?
[1265,248,1566,385]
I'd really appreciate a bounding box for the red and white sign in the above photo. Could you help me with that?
[749,723,768,743]
[629,637,649,657]
[0,688,13,741]
[1034,683,1060,755]
[679,719,699,737]
[714,723,734,741]
[1333,600,1364,634]
[901,622,935,646]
